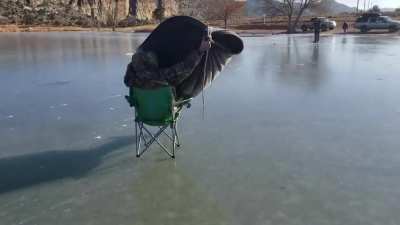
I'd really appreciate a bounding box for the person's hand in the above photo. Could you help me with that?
[199,38,211,52]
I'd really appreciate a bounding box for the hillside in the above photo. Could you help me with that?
[245,0,354,16]
[315,0,354,14]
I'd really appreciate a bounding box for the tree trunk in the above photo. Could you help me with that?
[90,6,95,28]
[129,0,137,16]
[224,12,227,29]
[157,0,163,8]
[113,0,118,31]
[292,7,306,33]
[97,0,103,28]
[287,14,293,33]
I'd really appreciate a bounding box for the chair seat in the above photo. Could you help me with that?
[139,118,174,126]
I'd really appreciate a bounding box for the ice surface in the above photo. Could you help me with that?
[1,32,400,225]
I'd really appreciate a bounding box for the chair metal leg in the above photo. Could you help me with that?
[135,121,139,157]
[173,123,181,147]
[161,128,174,142]
[135,121,181,159]
[160,124,180,148]
[136,123,151,157]
[142,125,175,158]
[170,125,177,158]
[136,122,151,158]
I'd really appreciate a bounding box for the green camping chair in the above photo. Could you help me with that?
[126,86,191,158]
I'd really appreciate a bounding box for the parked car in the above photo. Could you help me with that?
[301,17,337,32]
[355,14,400,33]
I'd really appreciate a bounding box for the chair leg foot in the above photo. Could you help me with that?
[136,154,140,158]
[171,155,175,159]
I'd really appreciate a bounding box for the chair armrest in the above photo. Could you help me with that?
[175,98,192,108]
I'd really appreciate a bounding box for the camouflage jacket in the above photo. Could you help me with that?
[124,49,204,89]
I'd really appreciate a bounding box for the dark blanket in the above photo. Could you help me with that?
[133,16,244,99]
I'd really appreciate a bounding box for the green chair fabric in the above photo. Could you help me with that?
[126,86,191,158]
[128,87,175,126]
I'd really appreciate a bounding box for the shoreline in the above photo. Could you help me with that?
[1,24,398,37]
[0,24,287,36]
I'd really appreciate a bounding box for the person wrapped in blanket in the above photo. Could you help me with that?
[123,16,244,100]
[124,35,211,93]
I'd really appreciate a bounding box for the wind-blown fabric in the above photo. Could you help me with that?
[176,29,243,99]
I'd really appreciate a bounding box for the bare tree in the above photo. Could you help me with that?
[264,0,320,33]
[368,5,380,13]
[178,0,245,28]
[203,0,246,28]
[221,0,246,28]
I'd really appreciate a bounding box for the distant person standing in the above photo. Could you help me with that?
[313,19,321,43]
[342,22,349,33]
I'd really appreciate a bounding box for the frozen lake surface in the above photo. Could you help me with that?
[1,32,400,225]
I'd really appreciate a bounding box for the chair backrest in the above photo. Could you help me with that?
[129,86,174,125]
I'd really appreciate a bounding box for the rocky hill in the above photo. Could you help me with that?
[0,0,97,26]
[0,0,178,27]
[315,0,354,14]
